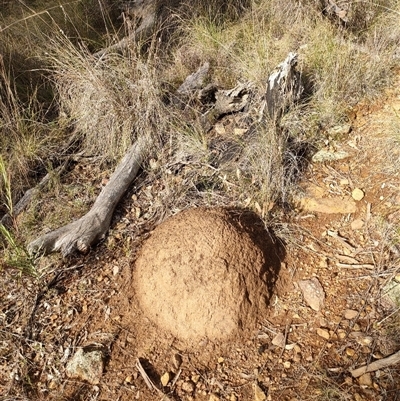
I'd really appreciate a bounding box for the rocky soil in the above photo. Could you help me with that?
[1,79,400,401]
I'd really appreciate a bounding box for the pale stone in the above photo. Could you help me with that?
[312,149,350,162]
[215,123,226,135]
[352,188,365,201]
[300,197,356,214]
[298,278,325,311]
[181,380,195,393]
[351,219,364,230]
[161,372,170,386]
[344,309,358,319]
[316,328,330,340]
[65,347,104,385]
[328,124,352,136]
[272,332,286,348]
[359,372,373,387]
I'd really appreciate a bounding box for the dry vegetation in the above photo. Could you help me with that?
[1,0,400,400]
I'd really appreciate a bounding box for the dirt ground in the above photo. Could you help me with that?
[2,79,400,400]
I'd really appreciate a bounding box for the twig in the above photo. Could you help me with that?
[336,263,375,270]
[135,358,159,392]
[350,350,400,378]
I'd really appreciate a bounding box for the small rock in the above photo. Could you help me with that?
[345,348,356,357]
[312,149,350,163]
[352,188,365,201]
[340,178,349,186]
[354,393,364,401]
[283,361,291,369]
[209,394,220,401]
[344,309,358,320]
[316,328,330,340]
[182,380,195,393]
[349,332,373,346]
[300,197,356,214]
[359,372,373,387]
[298,277,325,311]
[254,383,267,401]
[215,123,226,135]
[172,353,183,370]
[161,372,170,387]
[328,124,352,136]
[65,347,104,385]
[351,219,364,230]
[272,332,286,348]
[218,357,225,364]
[234,128,247,136]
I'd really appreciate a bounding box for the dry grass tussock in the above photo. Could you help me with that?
[46,34,169,161]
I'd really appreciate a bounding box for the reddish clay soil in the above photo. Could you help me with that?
[1,82,400,401]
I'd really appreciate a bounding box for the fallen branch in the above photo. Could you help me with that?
[27,135,152,256]
[350,350,400,378]
[1,161,71,228]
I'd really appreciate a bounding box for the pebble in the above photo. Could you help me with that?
[298,277,325,311]
[254,383,267,401]
[172,353,182,370]
[283,361,291,369]
[65,347,104,385]
[181,380,195,393]
[345,348,356,357]
[359,372,373,387]
[300,197,356,214]
[272,332,286,348]
[209,394,220,401]
[328,124,352,136]
[344,309,358,319]
[352,188,365,201]
[316,328,330,340]
[161,372,170,387]
[349,332,373,346]
[351,219,364,230]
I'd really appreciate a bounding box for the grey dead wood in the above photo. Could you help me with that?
[350,350,400,378]
[261,52,303,122]
[27,135,152,256]
[201,82,251,131]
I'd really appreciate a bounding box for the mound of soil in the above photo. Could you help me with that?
[133,207,280,343]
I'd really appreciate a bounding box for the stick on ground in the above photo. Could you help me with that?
[350,350,400,378]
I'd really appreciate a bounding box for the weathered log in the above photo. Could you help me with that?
[27,135,152,256]
[176,62,210,96]
[262,52,303,121]
[350,350,400,378]
[201,82,251,131]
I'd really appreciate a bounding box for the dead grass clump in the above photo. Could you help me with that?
[46,35,168,162]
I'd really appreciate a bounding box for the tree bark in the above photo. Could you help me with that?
[28,135,152,256]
